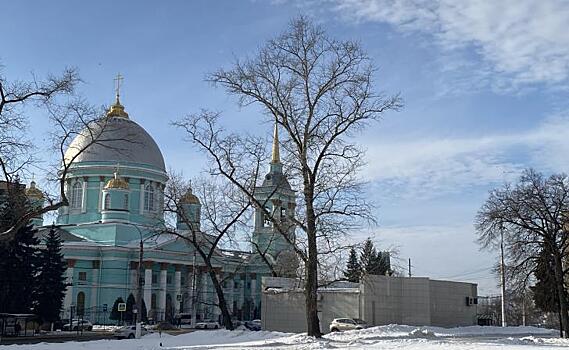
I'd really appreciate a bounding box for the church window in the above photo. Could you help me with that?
[76,292,85,316]
[71,182,83,209]
[78,271,87,281]
[144,184,155,211]
[104,194,111,210]
[263,205,272,227]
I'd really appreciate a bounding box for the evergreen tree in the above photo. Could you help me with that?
[125,293,136,323]
[373,251,392,276]
[359,238,391,276]
[0,180,40,313]
[35,225,67,324]
[110,297,125,322]
[140,298,148,323]
[344,247,361,282]
[360,238,378,275]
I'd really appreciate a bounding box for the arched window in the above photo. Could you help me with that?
[76,291,85,316]
[144,184,155,211]
[104,193,111,210]
[71,182,83,209]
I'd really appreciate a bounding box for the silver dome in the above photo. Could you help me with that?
[64,116,166,171]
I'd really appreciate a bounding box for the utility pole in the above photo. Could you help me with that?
[408,258,412,277]
[500,230,507,327]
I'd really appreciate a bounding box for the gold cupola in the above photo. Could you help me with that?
[180,187,200,205]
[104,171,129,190]
[26,181,44,200]
[106,73,129,119]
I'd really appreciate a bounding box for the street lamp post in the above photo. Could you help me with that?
[135,236,144,339]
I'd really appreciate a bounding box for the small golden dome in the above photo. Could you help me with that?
[106,99,129,119]
[180,188,200,204]
[104,172,129,190]
[26,181,44,200]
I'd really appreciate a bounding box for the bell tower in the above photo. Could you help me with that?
[252,123,297,274]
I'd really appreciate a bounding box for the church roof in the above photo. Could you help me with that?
[63,94,166,171]
[35,226,88,243]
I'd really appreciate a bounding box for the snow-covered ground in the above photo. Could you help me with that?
[1,325,567,349]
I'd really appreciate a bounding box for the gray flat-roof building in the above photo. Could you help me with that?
[262,275,477,333]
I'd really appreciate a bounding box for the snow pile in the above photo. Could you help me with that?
[408,327,436,338]
[0,325,561,350]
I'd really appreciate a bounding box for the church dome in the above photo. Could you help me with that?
[64,105,166,171]
[180,188,200,204]
[26,181,44,200]
[104,172,129,189]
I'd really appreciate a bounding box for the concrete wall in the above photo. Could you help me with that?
[262,276,477,333]
[429,279,478,327]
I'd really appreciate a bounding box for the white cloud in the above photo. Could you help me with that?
[363,115,569,199]
[333,0,569,90]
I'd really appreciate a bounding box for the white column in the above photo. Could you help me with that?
[139,183,145,214]
[81,180,87,213]
[213,272,221,321]
[250,277,257,318]
[159,268,168,321]
[174,269,181,315]
[144,267,152,316]
[63,265,74,317]
[98,181,104,212]
[227,275,234,314]
[90,267,99,315]
[201,272,207,320]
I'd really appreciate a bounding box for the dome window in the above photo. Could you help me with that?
[144,184,155,211]
[71,182,83,210]
[104,193,111,210]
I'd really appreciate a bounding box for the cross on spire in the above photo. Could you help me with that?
[114,73,124,103]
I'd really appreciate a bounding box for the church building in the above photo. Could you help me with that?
[26,87,296,325]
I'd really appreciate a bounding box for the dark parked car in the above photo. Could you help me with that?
[244,319,261,331]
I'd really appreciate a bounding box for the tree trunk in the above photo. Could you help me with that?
[305,231,320,337]
[553,252,569,337]
[208,269,234,330]
[304,179,321,338]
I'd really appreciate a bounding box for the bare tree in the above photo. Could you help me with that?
[476,169,569,337]
[178,17,401,337]
[163,173,255,330]
[0,66,131,242]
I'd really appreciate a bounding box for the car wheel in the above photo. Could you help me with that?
[128,333,135,339]
[88,326,93,331]
[73,326,78,331]
[214,325,219,329]
[331,328,339,332]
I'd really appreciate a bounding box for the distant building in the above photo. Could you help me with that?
[262,276,478,332]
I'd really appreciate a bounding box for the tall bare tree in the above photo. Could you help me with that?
[476,169,569,337]
[0,67,118,242]
[178,17,401,337]
[163,173,255,330]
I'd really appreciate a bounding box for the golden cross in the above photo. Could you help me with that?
[114,73,124,101]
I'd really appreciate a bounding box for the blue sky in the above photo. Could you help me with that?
[3,0,569,294]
